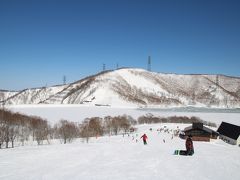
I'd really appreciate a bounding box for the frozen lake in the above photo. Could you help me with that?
[6,105,240,126]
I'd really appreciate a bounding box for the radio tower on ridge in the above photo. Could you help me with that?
[63,75,66,85]
[148,56,151,71]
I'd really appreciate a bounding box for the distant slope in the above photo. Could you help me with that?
[1,68,240,108]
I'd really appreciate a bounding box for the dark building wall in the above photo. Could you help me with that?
[192,136,210,142]
[182,123,218,141]
[184,129,216,141]
[185,129,211,137]
[219,135,237,145]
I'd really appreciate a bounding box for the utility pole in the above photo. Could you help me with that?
[148,56,151,71]
[116,63,119,69]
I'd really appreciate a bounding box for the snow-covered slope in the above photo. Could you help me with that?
[1,68,240,108]
[0,123,239,180]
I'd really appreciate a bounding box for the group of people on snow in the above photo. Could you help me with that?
[140,132,194,156]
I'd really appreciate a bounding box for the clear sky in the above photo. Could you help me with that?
[0,0,240,90]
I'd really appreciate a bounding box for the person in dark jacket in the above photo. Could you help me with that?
[185,135,194,155]
[140,134,148,145]
[176,135,194,156]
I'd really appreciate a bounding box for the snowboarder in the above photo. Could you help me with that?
[175,135,194,156]
[140,133,148,145]
[185,135,194,155]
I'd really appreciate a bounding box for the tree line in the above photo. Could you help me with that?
[0,109,136,149]
[0,108,216,149]
[138,113,217,127]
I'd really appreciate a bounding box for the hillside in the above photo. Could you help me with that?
[0,123,239,180]
[1,68,240,108]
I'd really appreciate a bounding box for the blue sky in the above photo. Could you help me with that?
[0,0,240,90]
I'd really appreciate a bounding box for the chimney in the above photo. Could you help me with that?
[193,123,203,129]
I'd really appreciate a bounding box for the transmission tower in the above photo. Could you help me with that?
[63,75,66,85]
[216,74,219,90]
[103,63,106,71]
[148,56,151,71]
[216,74,219,86]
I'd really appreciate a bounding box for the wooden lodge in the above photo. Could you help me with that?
[181,123,218,142]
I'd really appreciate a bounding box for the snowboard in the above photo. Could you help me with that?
[174,150,194,156]
[174,150,180,155]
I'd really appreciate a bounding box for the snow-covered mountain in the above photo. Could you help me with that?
[1,68,240,108]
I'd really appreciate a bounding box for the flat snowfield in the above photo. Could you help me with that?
[0,124,239,180]
[7,105,240,126]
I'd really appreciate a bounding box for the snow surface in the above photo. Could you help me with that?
[0,123,239,180]
[3,103,240,180]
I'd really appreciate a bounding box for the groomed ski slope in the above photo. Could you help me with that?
[0,123,239,180]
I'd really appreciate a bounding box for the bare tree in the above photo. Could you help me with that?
[111,116,121,135]
[8,114,20,148]
[0,112,5,148]
[34,118,50,145]
[80,117,103,142]
[118,115,131,133]
[18,117,31,146]
[103,116,113,136]
[88,117,104,137]
[79,119,90,143]
[56,120,79,144]
[3,110,10,148]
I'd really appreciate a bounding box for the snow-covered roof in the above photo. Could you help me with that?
[184,123,217,134]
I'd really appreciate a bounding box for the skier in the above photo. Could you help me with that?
[140,133,148,145]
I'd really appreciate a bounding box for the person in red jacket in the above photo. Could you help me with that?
[141,133,148,145]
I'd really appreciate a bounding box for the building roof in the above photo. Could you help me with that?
[184,123,217,134]
[217,122,240,140]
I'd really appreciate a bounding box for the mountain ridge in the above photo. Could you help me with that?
[1,68,240,108]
